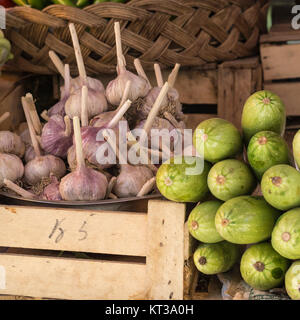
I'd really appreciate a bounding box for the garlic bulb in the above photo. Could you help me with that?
[41,115,73,158]
[65,88,108,120]
[105,22,150,106]
[42,175,62,201]
[48,64,71,117]
[106,70,150,106]
[63,76,105,95]
[25,155,66,185]
[20,128,31,146]
[0,153,24,187]
[59,116,108,201]
[0,131,25,158]
[113,164,154,198]
[22,95,67,185]
[90,111,124,128]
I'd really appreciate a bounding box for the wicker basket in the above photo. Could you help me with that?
[3,0,269,76]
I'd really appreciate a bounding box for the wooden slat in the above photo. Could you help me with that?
[0,206,147,257]
[264,82,300,116]
[260,43,300,81]
[146,200,186,300]
[184,114,216,131]
[0,254,146,300]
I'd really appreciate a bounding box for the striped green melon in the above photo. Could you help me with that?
[247,131,290,180]
[285,261,300,300]
[215,196,281,244]
[187,200,223,243]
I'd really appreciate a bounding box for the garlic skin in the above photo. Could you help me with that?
[24,145,44,163]
[42,175,62,201]
[65,88,108,120]
[20,127,32,146]
[47,98,67,118]
[90,111,124,128]
[60,76,105,97]
[41,115,73,158]
[59,166,108,201]
[24,155,66,185]
[0,131,25,158]
[138,87,184,121]
[113,165,154,198]
[68,127,115,170]
[0,153,24,187]
[106,70,150,106]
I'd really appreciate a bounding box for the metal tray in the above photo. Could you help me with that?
[0,190,163,211]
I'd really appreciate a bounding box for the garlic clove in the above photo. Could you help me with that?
[42,175,62,201]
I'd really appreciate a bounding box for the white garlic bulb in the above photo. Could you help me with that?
[106,70,150,106]
[0,153,24,187]
[65,88,108,120]
[0,131,25,158]
[24,155,66,185]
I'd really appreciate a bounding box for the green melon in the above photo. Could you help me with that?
[240,242,289,291]
[261,164,300,211]
[247,131,290,180]
[193,118,243,163]
[292,130,300,169]
[193,241,240,275]
[187,201,224,243]
[285,261,300,300]
[271,208,300,260]
[215,196,281,244]
[156,156,211,203]
[207,159,256,201]
[241,90,286,144]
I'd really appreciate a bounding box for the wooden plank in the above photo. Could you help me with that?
[260,31,300,43]
[0,253,146,300]
[260,43,300,81]
[0,206,147,257]
[184,114,216,131]
[146,200,186,300]
[264,82,300,116]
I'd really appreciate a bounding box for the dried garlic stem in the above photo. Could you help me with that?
[25,93,42,135]
[21,96,41,157]
[40,110,49,122]
[142,82,170,136]
[49,50,65,79]
[114,21,126,73]
[69,23,87,83]
[107,99,132,128]
[64,115,72,136]
[168,63,180,88]
[118,80,131,110]
[137,177,156,197]
[73,116,85,169]
[108,193,118,199]
[4,179,36,199]
[154,63,164,88]
[81,85,89,127]
[134,59,151,85]
[0,112,10,125]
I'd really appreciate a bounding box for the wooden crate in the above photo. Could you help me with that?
[260,29,300,118]
[0,199,201,300]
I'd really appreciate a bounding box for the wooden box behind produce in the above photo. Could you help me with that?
[0,199,200,300]
[260,27,300,120]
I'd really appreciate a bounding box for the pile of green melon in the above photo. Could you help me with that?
[156,90,300,300]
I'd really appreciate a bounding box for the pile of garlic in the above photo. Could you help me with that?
[0,21,186,202]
